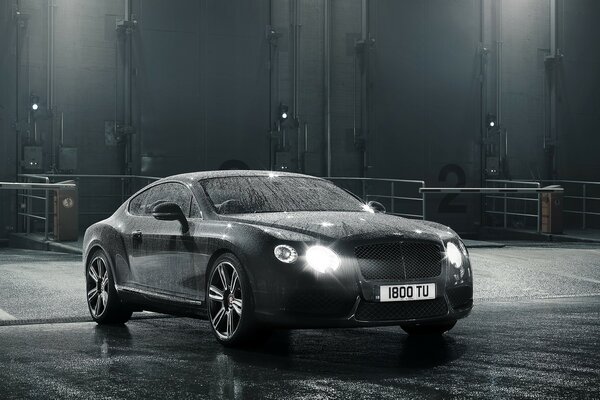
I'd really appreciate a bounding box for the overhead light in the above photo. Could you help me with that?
[30,94,40,111]
[486,113,497,129]
[278,103,289,122]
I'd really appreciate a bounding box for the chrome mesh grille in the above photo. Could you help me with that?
[355,241,442,280]
[355,298,448,321]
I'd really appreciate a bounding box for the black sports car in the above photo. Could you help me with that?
[83,170,473,346]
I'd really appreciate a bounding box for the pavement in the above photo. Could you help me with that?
[0,244,599,399]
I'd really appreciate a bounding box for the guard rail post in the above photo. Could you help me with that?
[582,184,586,229]
[44,188,49,240]
[421,182,426,220]
[390,181,395,214]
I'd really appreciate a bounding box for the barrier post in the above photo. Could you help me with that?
[582,184,586,229]
[390,182,395,214]
[44,189,49,240]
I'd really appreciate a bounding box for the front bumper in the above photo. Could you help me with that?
[251,239,473,328]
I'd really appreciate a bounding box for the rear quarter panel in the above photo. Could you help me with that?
[83,205,132,286]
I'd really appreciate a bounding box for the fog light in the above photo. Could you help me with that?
[306,245,340,273]
[274,244,298,263]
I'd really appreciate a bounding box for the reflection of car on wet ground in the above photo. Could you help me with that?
[83,170,473,346]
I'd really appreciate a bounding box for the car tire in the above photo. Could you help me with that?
[401,320,457,336]
[86,249,132,324]
[206,253,263,347]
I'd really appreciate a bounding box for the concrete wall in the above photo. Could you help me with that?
[0,1,17,239]
[134,0,270,176]
[1,0,600,238]
[0,0,124,236]
[366,0,482,231]
[556,0,600,181]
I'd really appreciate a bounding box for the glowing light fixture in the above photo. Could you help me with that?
[446,242,463,269]
[278,103,289,122]
[486,113,497,129]
[30,94,40,111]
[305,245,340,273]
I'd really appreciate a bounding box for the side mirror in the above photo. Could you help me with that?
[367,200,386,213]
[152,202,189,232]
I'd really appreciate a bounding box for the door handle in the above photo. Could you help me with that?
[132,230,143,241]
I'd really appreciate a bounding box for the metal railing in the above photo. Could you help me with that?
[498,179,600,230]
[423,183,564,233]
[1,180,77,240]
[18,174,160,239]
[485,179,543,232]
[327,177,426,219]
[536,180,600,229]
[12,172,590,241]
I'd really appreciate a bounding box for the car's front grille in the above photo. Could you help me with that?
[354,298,448,322]
[354,241,442,280]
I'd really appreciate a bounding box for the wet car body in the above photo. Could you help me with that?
[83,170,472,339]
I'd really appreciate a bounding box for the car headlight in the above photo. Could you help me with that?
[446,242,463,269]
[305,245,340,273]
[274,244,298,263]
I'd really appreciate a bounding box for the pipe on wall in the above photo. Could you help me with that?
[14,0,22,232]
[123,0,133,174]
[496,0,502,126]
[268,0,272,169]
[15,0,20,177]
[47,0,55,168]
[360,0,368,178]
[291,0,300,121]
[547,0,559,179]
[292,0,302,171]
[324,0,331,176]
[47,0,54,111]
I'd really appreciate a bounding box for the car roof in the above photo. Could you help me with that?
[159,170,326,184]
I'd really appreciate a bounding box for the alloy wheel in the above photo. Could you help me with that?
[208,261,243,340]
[87,256,109,318]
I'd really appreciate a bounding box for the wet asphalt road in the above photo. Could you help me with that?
[0,245,599,399]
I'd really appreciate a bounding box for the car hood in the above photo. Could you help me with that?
[224,211,456,243]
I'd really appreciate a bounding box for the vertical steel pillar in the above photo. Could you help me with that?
[360,0,369,178]
[548,0,559,180]
[324,0,332,177]
[124,0,132,174]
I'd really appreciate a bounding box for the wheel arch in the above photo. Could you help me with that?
[204,247,257,308]
[83,237,129,290]
[84,242,116,280]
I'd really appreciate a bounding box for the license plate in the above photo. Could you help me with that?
[379,283,436,302]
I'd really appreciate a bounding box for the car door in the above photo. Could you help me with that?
[127,182,202,299]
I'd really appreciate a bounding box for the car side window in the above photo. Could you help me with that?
[129,182,193,217]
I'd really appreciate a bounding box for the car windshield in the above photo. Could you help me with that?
[199,176,367,214]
